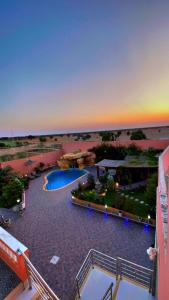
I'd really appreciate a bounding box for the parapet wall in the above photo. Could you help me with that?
[62,140,169,153]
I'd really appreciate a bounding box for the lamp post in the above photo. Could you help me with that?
[148,214,151,223]
[115,182,119,189]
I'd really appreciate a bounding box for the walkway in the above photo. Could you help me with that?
[6,170,155,300]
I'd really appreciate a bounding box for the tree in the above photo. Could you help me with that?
[99,131,114,141]
[27,135,35,139]
[126,144,142,155]
[82,134,91,140]
[0,166,25,208]
[39,136,47,142]
[130,130,147,140]
[89,143,127,162]
[1,178,24,208]
[0,142,6,147]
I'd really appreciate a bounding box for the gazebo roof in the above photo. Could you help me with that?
[96,158,157,168]
[95,159,125,168]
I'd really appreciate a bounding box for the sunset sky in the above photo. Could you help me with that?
[0,1,169,137]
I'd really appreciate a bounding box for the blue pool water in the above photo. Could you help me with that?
[45,168,88,190]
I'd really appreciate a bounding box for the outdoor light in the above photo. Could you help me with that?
[148,215,151,220]
[16,199,20,203]
[115,182,119,188]
[105,204,108,209]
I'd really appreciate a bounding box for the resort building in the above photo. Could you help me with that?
[0,142,169,300]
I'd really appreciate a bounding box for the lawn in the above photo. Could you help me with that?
[104,188,150,218]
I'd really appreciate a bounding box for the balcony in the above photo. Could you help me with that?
[75,249,155,300]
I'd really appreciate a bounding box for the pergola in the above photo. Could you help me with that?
[95,159,125,178]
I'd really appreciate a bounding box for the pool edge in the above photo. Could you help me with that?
[43,168,89,192]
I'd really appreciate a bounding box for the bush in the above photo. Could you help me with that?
[106,178,115,192]
[0,142,6,147]
[0,154,14,162]
[100,131,114,141]
[17,152,27,159]
[19,176,29,189]
[27,135,35,139]
[126,144,142,155]
[39,136,47,142]
[130,130,147,140]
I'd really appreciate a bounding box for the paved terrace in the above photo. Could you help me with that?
[5,168,155,300]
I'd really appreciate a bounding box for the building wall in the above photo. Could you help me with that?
[62,140,169,153]
[1,150,63,175]
[157,146,169,300]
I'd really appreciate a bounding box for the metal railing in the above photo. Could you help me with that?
[75,249,117,298]
[101,282,114,300]
[117,257,154,293]
[75,249,154,299]
[17,249,60,300]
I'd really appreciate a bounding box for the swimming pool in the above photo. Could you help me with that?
[44,168,88,191]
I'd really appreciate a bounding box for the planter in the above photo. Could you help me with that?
[71,196,156,226]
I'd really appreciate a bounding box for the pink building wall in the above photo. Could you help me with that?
[157,146,169,300]
[62,139,169,153]
[1,150,63,175]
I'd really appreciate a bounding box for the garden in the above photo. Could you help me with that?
[72,171,157,222]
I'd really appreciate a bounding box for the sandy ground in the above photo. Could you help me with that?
[0,126,169,156]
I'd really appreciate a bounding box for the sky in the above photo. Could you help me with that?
[0,0,169,137]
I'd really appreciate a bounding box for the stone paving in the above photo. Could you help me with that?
[0,259,20,300]
[3,168,155,300]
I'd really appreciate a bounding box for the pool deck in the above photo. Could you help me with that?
[3,167,155,300]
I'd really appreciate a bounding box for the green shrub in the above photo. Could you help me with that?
[0,142,6,147]
[39,136,47,142]
[0,154,14,162]
[17,152,27,159]
[106,178,115,192]
[130,130,147,140]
